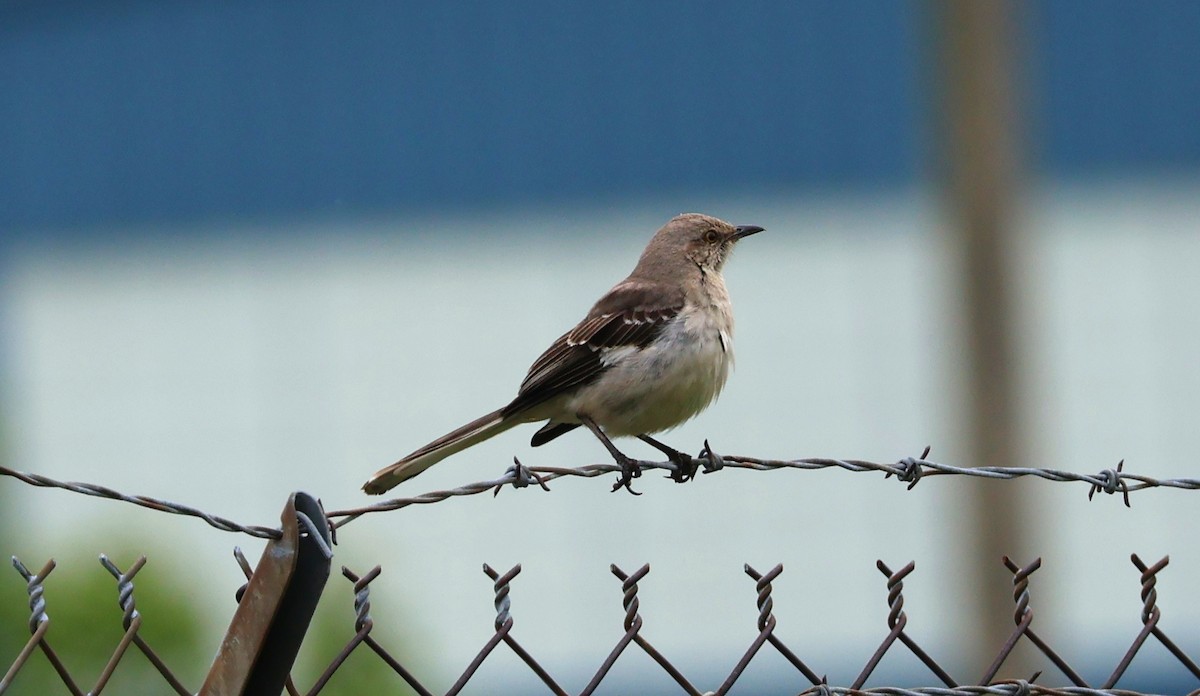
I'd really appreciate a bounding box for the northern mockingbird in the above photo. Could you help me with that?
[363,213,763,495]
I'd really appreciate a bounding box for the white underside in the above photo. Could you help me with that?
[534,304,734,436]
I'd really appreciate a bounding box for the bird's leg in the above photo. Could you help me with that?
[637,434,698,483]
[580,416,642,495]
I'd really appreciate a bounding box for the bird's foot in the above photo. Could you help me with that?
[610,454,643,495]
[637,434,698,483]
[666,449,698,483]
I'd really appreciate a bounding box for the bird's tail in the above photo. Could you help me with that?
[363,408,516,495]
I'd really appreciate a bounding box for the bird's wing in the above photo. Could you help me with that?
[502,279,684,416]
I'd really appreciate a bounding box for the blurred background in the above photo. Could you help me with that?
[2,1,1199,693]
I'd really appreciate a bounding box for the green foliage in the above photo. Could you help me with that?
[286,565,423,696]
[0,549,208,694]
[0,546,423,695]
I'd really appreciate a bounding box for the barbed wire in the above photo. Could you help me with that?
[0,464,283,540]
[324,446,1200,530]
[5,446,1200,540]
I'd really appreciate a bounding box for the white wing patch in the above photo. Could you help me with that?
[599,345,640,366]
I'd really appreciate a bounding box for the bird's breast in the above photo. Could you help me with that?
[570,306,733,436]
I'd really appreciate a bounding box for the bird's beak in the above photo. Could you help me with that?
[732,225,765,240]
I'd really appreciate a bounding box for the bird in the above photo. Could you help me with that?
[362,213,763,495]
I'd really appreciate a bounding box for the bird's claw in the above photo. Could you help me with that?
[611,455,643,495]
[666,450,699,483]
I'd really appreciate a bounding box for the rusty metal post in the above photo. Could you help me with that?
[201,492,333,696]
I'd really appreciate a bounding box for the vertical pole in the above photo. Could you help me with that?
[932,0,1031,680]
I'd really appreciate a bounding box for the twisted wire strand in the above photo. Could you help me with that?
[341,565,381,633]
[325,451,1200,529]
[744,563,783,632]
[483,564,521,632]
[99,554,146,630]
[11,557,53,634]
[0,464,282,539]
[6,451,1200,539]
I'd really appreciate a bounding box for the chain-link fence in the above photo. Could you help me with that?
[3,451,1199,695]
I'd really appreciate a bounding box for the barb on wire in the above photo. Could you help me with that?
[326,446,1200,530]
[0,464,281,540]
[492,457,551,497]
[6,447,1199,538]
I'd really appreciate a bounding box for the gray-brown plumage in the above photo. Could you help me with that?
[363,213,762,495]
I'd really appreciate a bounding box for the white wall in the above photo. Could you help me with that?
[2,184,1197,686]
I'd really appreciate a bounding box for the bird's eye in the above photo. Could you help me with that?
[703,229,721,244]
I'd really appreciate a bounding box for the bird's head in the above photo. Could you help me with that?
[637,213,764,275]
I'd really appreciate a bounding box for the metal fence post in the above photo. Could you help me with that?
[200,492,333,696]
